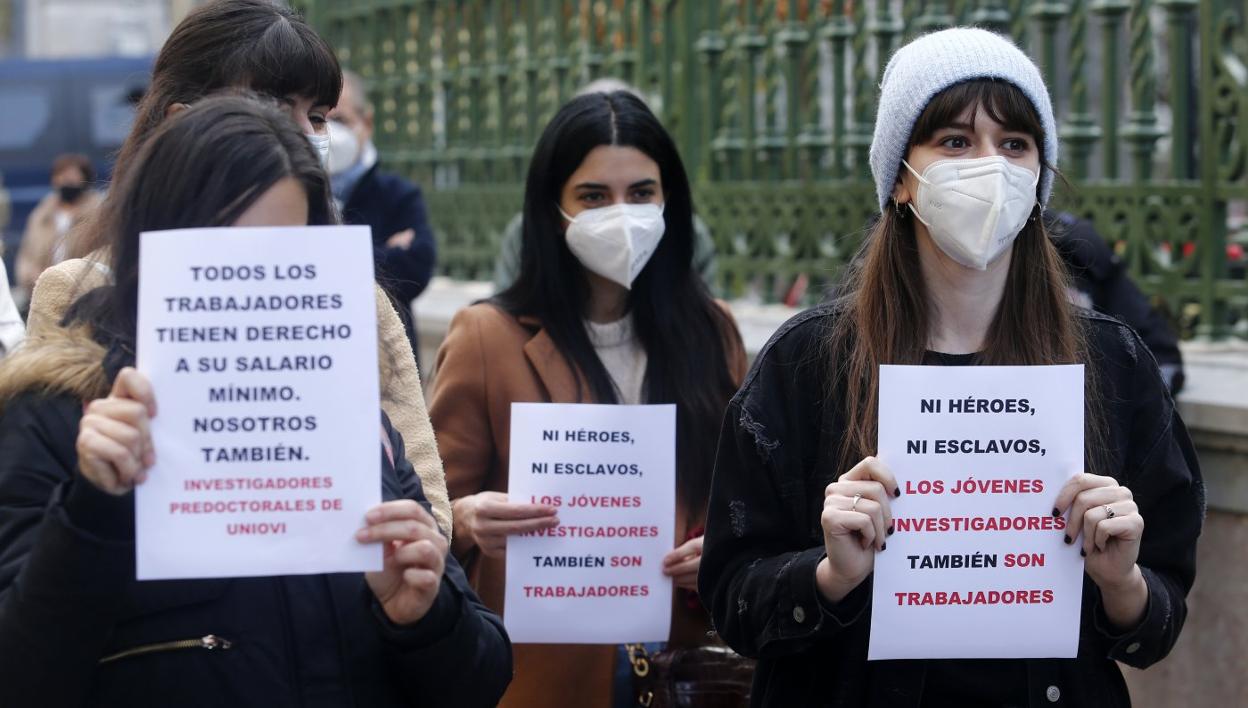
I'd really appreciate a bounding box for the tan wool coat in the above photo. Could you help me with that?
[23,256,452,537]
[429,301,747,708]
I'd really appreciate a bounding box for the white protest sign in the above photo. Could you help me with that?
[135,225,381,580]
[868,365,1085,660]
[504,403,675,644]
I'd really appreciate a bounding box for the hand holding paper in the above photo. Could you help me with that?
[359,500,450,626]
[1054,473,1148,630]
[662,535,703,591]
[816,456,898,604]
[77,367,158,496]
[457,491,560,559]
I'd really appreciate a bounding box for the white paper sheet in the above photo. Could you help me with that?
[504,403,676,644]
[135,225,381,580]
[868,364,1085,659]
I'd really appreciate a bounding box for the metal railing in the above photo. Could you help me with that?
[297,0,1247,339]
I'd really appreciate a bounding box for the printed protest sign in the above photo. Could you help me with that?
[135,226,381,580]
[504,403,676,644]
[868,365,1085,660]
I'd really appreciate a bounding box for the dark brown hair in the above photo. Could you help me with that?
[828,79,1103,476]
[71,0,340,257]
[74,94,332,345]
[51,154,95,184]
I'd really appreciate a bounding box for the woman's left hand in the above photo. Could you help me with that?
[662,535,703,591]
[358,500,449,626]
[1054,473,1146,604]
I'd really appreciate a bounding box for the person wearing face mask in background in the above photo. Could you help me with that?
[329,69,437,367]
[699,28,1202,707]
[17,0,454,539]
[14,154,103,306]
[429,91,748,708]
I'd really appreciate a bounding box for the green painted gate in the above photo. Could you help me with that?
[296,0,1247,339]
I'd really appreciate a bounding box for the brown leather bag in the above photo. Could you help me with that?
[625,642,755,708]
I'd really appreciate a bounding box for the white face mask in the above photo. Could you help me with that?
[558,203,666,289]
[326,120,361,176]
[305,131,331,169]
[903,155,1040,270]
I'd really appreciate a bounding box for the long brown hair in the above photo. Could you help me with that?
[829,79,1102,476]
[70,0,340,258]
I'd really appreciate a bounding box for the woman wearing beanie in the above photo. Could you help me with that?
[698,28,1202,707]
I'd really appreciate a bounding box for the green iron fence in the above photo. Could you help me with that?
[296,0,1248,339]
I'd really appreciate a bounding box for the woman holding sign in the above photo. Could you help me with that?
[699,28,1203,707]
[0,96,511,707]
[430,91,748,707]
[20,0,456,539]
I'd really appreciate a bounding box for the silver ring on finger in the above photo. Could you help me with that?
[1104,504,1115,519]
[851,493,863,513]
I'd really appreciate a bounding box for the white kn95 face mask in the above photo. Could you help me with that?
[903,155,1040,270]
[305,131,331,169]
[558,202,666,289]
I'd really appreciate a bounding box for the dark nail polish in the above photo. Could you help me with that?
[1051,507,1060,518]
[887,525,895,536]
[894,488,901,498]
[1080,548,1086,557]
[1063,535,1072,545]
[881,542,887,551]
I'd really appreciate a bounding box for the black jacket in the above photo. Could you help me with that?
[698,304,1204,708]
[0,391,511,708]
[341,164,437,361]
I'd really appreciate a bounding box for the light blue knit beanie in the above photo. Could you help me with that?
[868,27,1058,212]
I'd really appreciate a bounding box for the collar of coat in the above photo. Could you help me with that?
[0,325,110,415]
[515,312,593,404]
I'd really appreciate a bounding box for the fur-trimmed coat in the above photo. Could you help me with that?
[0,326,511,707]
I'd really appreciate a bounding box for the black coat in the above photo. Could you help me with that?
[341,165,437,361]
[698,304,1204,708]
[0,392,511,707]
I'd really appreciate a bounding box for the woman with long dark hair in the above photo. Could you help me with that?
[22,0,452,538]
[0,95,510,707]
[698,28,1203,707]
[429,91,747,707]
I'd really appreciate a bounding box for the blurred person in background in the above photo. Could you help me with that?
[1048,212,1186,393]
[15,154,102,301]
[329,69,437,366]
[0,259,21,356]
[0,182,18,355]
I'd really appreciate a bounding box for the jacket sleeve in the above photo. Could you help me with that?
[428,306,496,558]
[376,416,512,707]
[1090,345,1204,668]
[699,393,870,661]
[376,181,437,306]
[0,393,137,707]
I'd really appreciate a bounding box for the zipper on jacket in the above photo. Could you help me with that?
[98,634,232,664]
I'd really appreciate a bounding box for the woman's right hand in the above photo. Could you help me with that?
[76,367,158,496]
[456,491,558,558]
[815,456,898,604]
